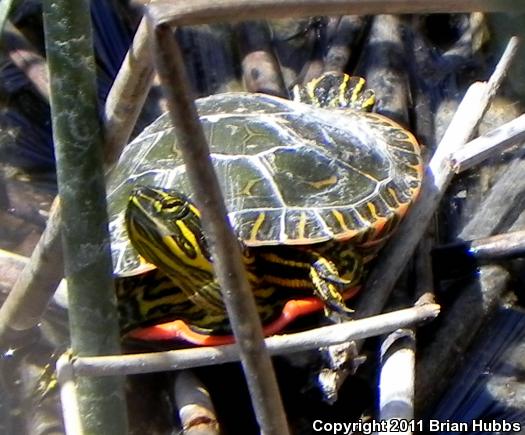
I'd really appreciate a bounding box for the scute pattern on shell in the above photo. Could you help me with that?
[107,93,422,275]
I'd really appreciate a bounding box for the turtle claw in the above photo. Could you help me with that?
[325,307,353,325]
[324,299,354,319]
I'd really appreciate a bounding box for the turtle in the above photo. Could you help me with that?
[107,72,423,344]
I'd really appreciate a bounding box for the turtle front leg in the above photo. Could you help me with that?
[308,246,363,316]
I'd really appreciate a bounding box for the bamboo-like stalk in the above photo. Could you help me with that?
[42,1,127,433]
[152,23,289,435]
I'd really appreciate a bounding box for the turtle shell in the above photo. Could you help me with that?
[107,92,422,276]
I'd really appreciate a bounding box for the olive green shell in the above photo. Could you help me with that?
[107,93,422,275]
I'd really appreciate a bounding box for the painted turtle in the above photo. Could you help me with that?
[107,72,423,345]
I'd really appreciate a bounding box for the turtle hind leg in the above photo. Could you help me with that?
[308,246,363,316]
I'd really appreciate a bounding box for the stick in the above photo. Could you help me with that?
[148,0,525,26]
[152,23,289,435]
[452,113,525,173]
[71,303,440,377]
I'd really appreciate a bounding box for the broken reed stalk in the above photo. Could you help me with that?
[452,113,525,173]
[0,15,154,346]
[174,371,220,435]
[378,330,416,434]
[42,1,127,433]
[434,229,525,263]
[66,303,440,377]
[354,37,519,323]
[467,229,525,260]
[152,23,289,435]
[377,231,434,430]
[362,14,409,124]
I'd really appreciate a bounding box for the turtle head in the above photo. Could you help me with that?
[292,72,375,112]
[125,185,213,276]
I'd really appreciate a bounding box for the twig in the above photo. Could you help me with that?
[148,0,525,26]
[151,22,289,435]
[451,113,525,173]
[354,37,519,323]
[434,229,525,263]
[71,303,440,377]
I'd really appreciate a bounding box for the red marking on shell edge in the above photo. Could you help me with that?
[126,286,361,345]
